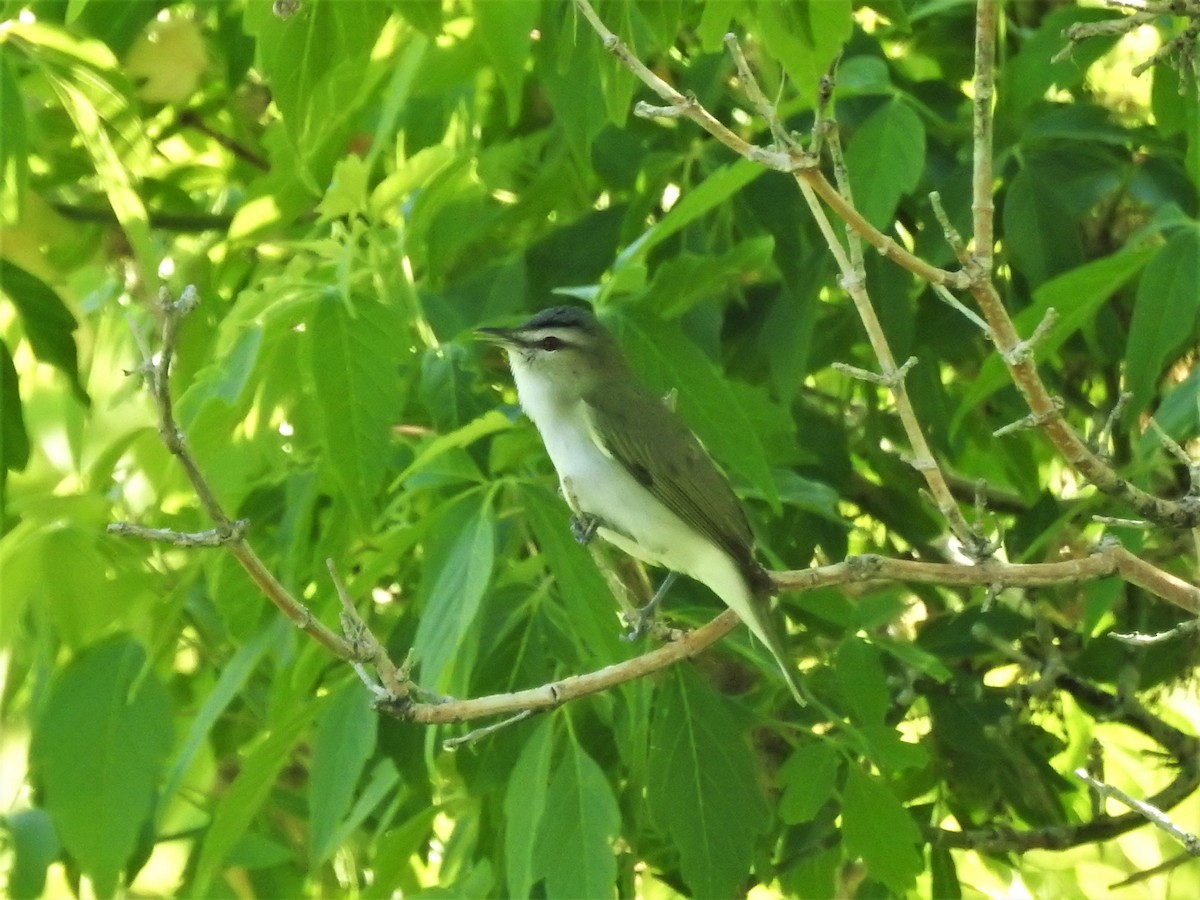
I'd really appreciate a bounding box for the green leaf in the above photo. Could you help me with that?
[614,158,764,273]
[534,733,620,899]
[505,718,556,898]
[845,98,926,228]
[309,296,400,518]
[176,325,265,428]
[7,21,154,273]
[607,313,779,509]
[158,621,284,826]
[31,636,172,898]
[0,259,89,406]
[475,0,538,125]
[998,8,1123,116]
[696,0,745,52]
[0,50,28,222]
[309,680,377,864]
[955,243,1159,431]
[930,843,962,899]
[647,666,771,899]
[394,409,511,487]
[191,703,316,897]
[243,0,390,174]
[0,338,30,475]
[836,638,890,724]
[318,758,400,859]
[644,236,777,318]
[521,485,626,659]
[1125,227,1200,417]
[412,490,496,692]
[778,742,841,825]
[756,0,853,95]
[3,808,60,900]
[1002,163,1084,286]
[842,766,923,895]
[873,636,952,682]
[538,13,606,164]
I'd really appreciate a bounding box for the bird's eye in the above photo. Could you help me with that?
[539,336,565,351]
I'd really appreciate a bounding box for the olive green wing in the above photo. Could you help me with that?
[584,383,756,566]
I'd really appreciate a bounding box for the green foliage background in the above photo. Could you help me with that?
[1,0,1198,897]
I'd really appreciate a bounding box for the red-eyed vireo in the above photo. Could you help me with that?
[478,306,805,705]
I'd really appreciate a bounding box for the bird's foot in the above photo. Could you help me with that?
[571,513,600,545]
[622,571,678,641]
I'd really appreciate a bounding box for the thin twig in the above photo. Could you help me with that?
[443,711,536,749]
[113,286,358,661]
[105,521,248,547]
[1110,619,1200,645]
[1075,768,1200,855]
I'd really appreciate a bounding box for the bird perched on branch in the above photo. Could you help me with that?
[478,305,805,705]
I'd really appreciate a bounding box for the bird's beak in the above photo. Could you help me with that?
[475,326,518,347]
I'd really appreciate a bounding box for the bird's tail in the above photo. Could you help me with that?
[718,568,807,707]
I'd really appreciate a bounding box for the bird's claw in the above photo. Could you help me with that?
[622,606,656,642]
[571,514,600,545]
[621,571,677,641]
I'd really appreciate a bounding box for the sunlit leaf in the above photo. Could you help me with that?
[648,666,770,899]
[535,733,620,898]
[1125,227,1200,417]
[32,637,172,897]
[842,766,923,894]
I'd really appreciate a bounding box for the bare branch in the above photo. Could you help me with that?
[1111,618,1200,645]
[1076,768,1200,856]
[971,0,997,273]
[106,521,248,547]
[112,286,360,662]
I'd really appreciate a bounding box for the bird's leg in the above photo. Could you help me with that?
[623,571,678,641]
[571,513,600,545]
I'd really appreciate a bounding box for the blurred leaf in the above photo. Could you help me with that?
[930,843,962,900]
[1002,163,1084,286]
[158,620,284,826]
[1125,227,1200,417]
[534,733,621,899]
[243,0,390,177]
[7,21,154,272]
[998,8,1123,115]
[615,158,764,273]
[505,718,555,898]
[0,51,28,222]
[842,766,923,894]
[648,666,770,899]
[756,0,852,93]
[309,680,377,864]
[538,12,606,164]
[0,339,29,476]
[0,259,89,406]
[645,236,776,318]
[191,703,316,897]
[845,98,926,229]
[395,408,509,487]
[412,489,495,692]
[1,808,59,900]
[476,0,538,125]
[31,636,172,898]
[309,296,400,519]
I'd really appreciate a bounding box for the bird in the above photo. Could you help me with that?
[477,305,805,705]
